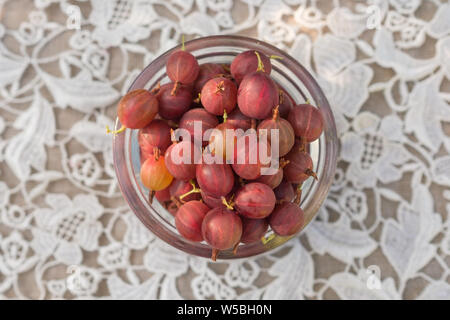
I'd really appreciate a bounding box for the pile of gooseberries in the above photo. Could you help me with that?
[111,38,324,261]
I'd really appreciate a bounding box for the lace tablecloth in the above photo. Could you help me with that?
[0,0,449,300]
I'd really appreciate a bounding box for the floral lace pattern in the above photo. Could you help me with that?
[0,0,449,299]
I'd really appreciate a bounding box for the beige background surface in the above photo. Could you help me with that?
[0,0,449,299]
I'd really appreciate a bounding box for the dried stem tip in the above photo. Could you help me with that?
[294,184,302,205]
[150,82,161,95]
[211,248,219,261]
[215,81,225,94]
[181,34,186,51]
[153,147,160,161]
[306,169,318,181]
[269,55,283,60]
[280,158,290,168]
[149,191,155,204]
[106,124,126,135]
[232,242,239,255]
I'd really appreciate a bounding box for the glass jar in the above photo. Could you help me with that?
[112,35,338,259]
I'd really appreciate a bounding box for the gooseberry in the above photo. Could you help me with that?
[201,77,237,115]
[288,103,324,143]
[175,200,210,242]
[237,52,279,119]
[140,149,173,192]
[202,207,242,261]
[108,89,159,134]
[269,202,304,236]
[230,50,271,84]
[234,182,276,219]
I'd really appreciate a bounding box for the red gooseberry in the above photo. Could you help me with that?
[201,77,237,115]
[196,158,235,198]
[277,88,294,118]
[170,179,202,203]
[175,200,210,242]
[208,113,239,161]
[232,132,271,180]
[237,52,279,119]
[257,106,295,157]
[193,63,226,95]
[284,147,317,184]
[202,207,243,261]
[274,180,295,204]
[240,217,269,244]
[166,39,199,95]
[155,185,172,203]
[156,83,192,120]
[230,50,271,84]
[234,182,276,219]
[179,108,219,145]
[288,103,324,143]
[108,89,159,134]
[255,163,284,189]
[164,140,200,181]
[226,108,252,131]
[200,190,233,209]
[138,119,171,160]
[269,202,305,236]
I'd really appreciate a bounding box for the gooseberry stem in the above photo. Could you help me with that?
[272,105,280,121]
[171,81,180,96]
[221,196,234,210]
[298,136,307,153]
[149,191,155,204]
[223,109,228,123]
[179,180,201,203]
[280,158,289,169]
[150,82,161,95]
[211,248,219,261]
[306,169,318,181]
[294,184,303,205]
[270,55,283,60]
[232,242,239,255]
[278,90,284,104]
[261,233,276,244]
[106,124,126,135]
[193,93,201,104]
[254,51,265,73]
[181,34,185,51]
[153,147,160,161]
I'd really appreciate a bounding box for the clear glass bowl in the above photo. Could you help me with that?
[112,35,338,260]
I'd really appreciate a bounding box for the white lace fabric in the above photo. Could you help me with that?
[0,0,449,300]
